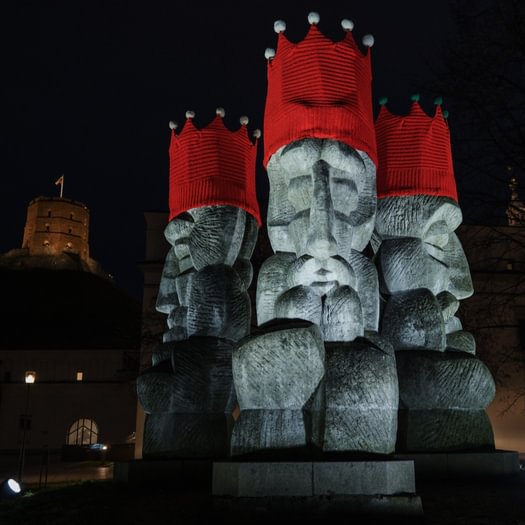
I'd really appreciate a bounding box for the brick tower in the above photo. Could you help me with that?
[22,196,90,260]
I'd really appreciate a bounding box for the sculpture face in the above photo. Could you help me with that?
[257,139,380,338]
[165,206,254,272]
[374,196,473,299]
[156,205,257,342]
[266,139,376,288]
[375,195,475,353]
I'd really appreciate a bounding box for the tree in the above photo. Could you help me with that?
[422,0,525,224]
[419,0,525,449]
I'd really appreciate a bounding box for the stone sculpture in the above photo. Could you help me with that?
[141,12,497,463]
[137,109,260,457]
[373,98,496,451]
[231,14,399,456]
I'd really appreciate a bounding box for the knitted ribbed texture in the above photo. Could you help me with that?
[263,25,377,167]
[169,115,261,226]
[375,102,457,202]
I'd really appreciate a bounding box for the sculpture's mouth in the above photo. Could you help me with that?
[288,255,355,290]
[310,280,338,295]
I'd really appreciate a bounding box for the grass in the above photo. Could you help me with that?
[1,471,524,525]
[0,481,216,525]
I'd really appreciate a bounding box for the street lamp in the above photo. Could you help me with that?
[17,371,36,483]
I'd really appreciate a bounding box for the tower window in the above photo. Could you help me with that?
[68,227,72,234]
[45,223,50,232]
[76,371,83,381]
[47,210,52,217]
[43,240,50,246]
[66,242,73,249]
[70,213,74,220]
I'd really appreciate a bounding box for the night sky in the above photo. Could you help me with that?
[5,1,456,303]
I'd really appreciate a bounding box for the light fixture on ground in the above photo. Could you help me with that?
[0,478,22,500]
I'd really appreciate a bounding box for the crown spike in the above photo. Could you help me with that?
[253,129,261,139]
[169,121,178,130]
[185,110,195,119]
[216,107,226,118]
[362,34,375,47]
[265,47,276,60]
[240,115,249,126]
[308,12,320,25]
[379,97,388,106]
[443,109,449,118]
[410,93,420,102]
[434,96,443,106]
[274,20,286,33]
[341,19,354,31]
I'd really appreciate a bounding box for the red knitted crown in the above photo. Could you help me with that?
[169,111,261,226]
[263,17,377,168]
[375,101,457,202]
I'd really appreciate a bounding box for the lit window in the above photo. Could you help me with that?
[24,371,36,384]
[76,371,83,381]
[66,418,98,445]
[43,240,50,246]
[66,242,73,249]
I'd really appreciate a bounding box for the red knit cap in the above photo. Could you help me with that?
[375,101,457,202]
[169,111,261,226]
[263,17,377,167]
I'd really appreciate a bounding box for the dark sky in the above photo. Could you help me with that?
[4,1,456,303]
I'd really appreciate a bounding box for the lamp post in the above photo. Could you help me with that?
[17,371,36,483]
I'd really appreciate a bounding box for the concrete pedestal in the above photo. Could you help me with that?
[212,460,422,519]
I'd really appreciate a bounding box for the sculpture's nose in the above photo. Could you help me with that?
[306,161,337,259]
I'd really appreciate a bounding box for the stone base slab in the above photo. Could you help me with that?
[212,460,416,497]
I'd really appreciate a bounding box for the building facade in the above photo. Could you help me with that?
[0,196,141,461]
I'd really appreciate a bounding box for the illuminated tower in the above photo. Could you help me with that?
[22,196,90,260]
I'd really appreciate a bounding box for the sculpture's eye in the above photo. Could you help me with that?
[287,175,313,212]
[164,214,194,245]
[424,221,450,248]
[330,176,358,214]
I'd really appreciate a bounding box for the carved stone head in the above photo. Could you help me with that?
[266,137,376,271]
[374,195,473,300]
[156,205,258,342]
